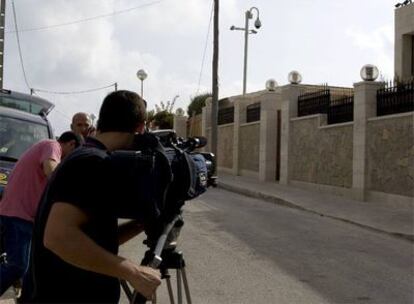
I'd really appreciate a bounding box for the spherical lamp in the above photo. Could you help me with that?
[360,64,379,81]
[288,71,302,84]
[265,79,278,91]
[175,108,185,116]
[136,69,148,81]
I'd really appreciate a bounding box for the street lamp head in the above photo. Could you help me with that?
[254,18,262,29]
[136,69,148,81]
[230,25,235,30]
[247,7,261,29]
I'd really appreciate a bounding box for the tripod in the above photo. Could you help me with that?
[161,250,191,304]
[121,214,192,304]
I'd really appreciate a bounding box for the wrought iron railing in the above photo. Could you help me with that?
[298,88,330,116]
[328,95,354,124]
[218,107,234,125]
[246,102,260,123]
[377,80,414,116]
[298,86,354,124]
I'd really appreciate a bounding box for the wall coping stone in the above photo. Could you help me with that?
[319,121,354,129]
[240,121,260,127]
[217,123,235,128]
[367,111,414,122]
[290,114,321,121]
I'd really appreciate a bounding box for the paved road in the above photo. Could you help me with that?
[119,188,414,304]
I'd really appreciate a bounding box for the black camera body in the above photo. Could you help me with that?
[107,130,217,227]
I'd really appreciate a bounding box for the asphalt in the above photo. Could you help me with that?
[217,172,414,242]
[1,173,412,303]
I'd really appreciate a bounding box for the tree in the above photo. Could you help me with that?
[187,93,212,117]
[146,109,155,128]
[152,110,174,129]
[147,95,179,129]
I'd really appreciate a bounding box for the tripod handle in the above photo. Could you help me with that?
[147,215,181,268]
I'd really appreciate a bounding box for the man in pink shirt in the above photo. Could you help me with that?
[0,131,81,295]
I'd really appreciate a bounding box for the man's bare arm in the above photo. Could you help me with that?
[44,202,161,299]
[42,159,58,178]
[118,220,145,245]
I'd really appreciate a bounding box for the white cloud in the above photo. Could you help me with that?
[4,0,397,135]
[346,24,394,79]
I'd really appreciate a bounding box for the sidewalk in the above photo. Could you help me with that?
[217,172,414,242]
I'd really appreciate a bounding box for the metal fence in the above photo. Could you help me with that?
[218,107,234,125]
[298,86,354,124]
[377,80,414,116]
[246,102,261,123]
[298,88,330,116]
[328,95,354,124]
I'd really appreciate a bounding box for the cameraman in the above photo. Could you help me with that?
[21,91,161,303]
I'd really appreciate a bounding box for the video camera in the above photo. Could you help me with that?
[109,129,217,302]
[107,129,217,234]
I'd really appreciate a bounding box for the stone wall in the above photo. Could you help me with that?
[239,123,260,172]
[367,113,414,197]
[217,124,234,169]
[290,115,353,188]
[188,114,202,137]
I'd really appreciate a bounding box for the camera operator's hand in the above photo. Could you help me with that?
[127,264,162,299]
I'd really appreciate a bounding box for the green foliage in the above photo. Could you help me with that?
[152,110,174,129]
[187,93,211,117]
[147,95,179,129]
[146,109,155,128]
[155,95,179,113]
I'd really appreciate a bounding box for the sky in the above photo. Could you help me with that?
[4,0,396,135]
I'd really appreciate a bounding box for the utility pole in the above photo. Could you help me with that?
[0,0,6,89]
[211,0,219,162]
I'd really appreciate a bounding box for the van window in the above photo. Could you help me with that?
[0,96,44,115]
[0,116,49,160]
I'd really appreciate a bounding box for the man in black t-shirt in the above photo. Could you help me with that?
[21,91,161,303]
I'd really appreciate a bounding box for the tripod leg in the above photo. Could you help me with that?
[176,269,182,304]
[166,276,176,304]
[120,279,133,302]
[180,267,192,304]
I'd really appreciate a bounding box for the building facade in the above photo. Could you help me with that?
[395,2,414,80]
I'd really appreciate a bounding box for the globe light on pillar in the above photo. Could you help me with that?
[360,64,379,81]
[265,79,278,91]
[175,108,185,116]
[288,71,302,84]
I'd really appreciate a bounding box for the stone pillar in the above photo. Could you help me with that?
[279,85,301,185]
[259,92,279,181]
[173,115,187,138]
[202,98,212,151]
[352,81,383,200]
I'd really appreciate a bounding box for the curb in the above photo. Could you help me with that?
[218,181,414,243]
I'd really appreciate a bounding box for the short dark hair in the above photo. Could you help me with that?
[58,131,82,147]
[97,90,146,133]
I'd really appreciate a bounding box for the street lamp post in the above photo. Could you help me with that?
[136,69,148,98]
[90,113,96,126]
[230,7,261,95]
